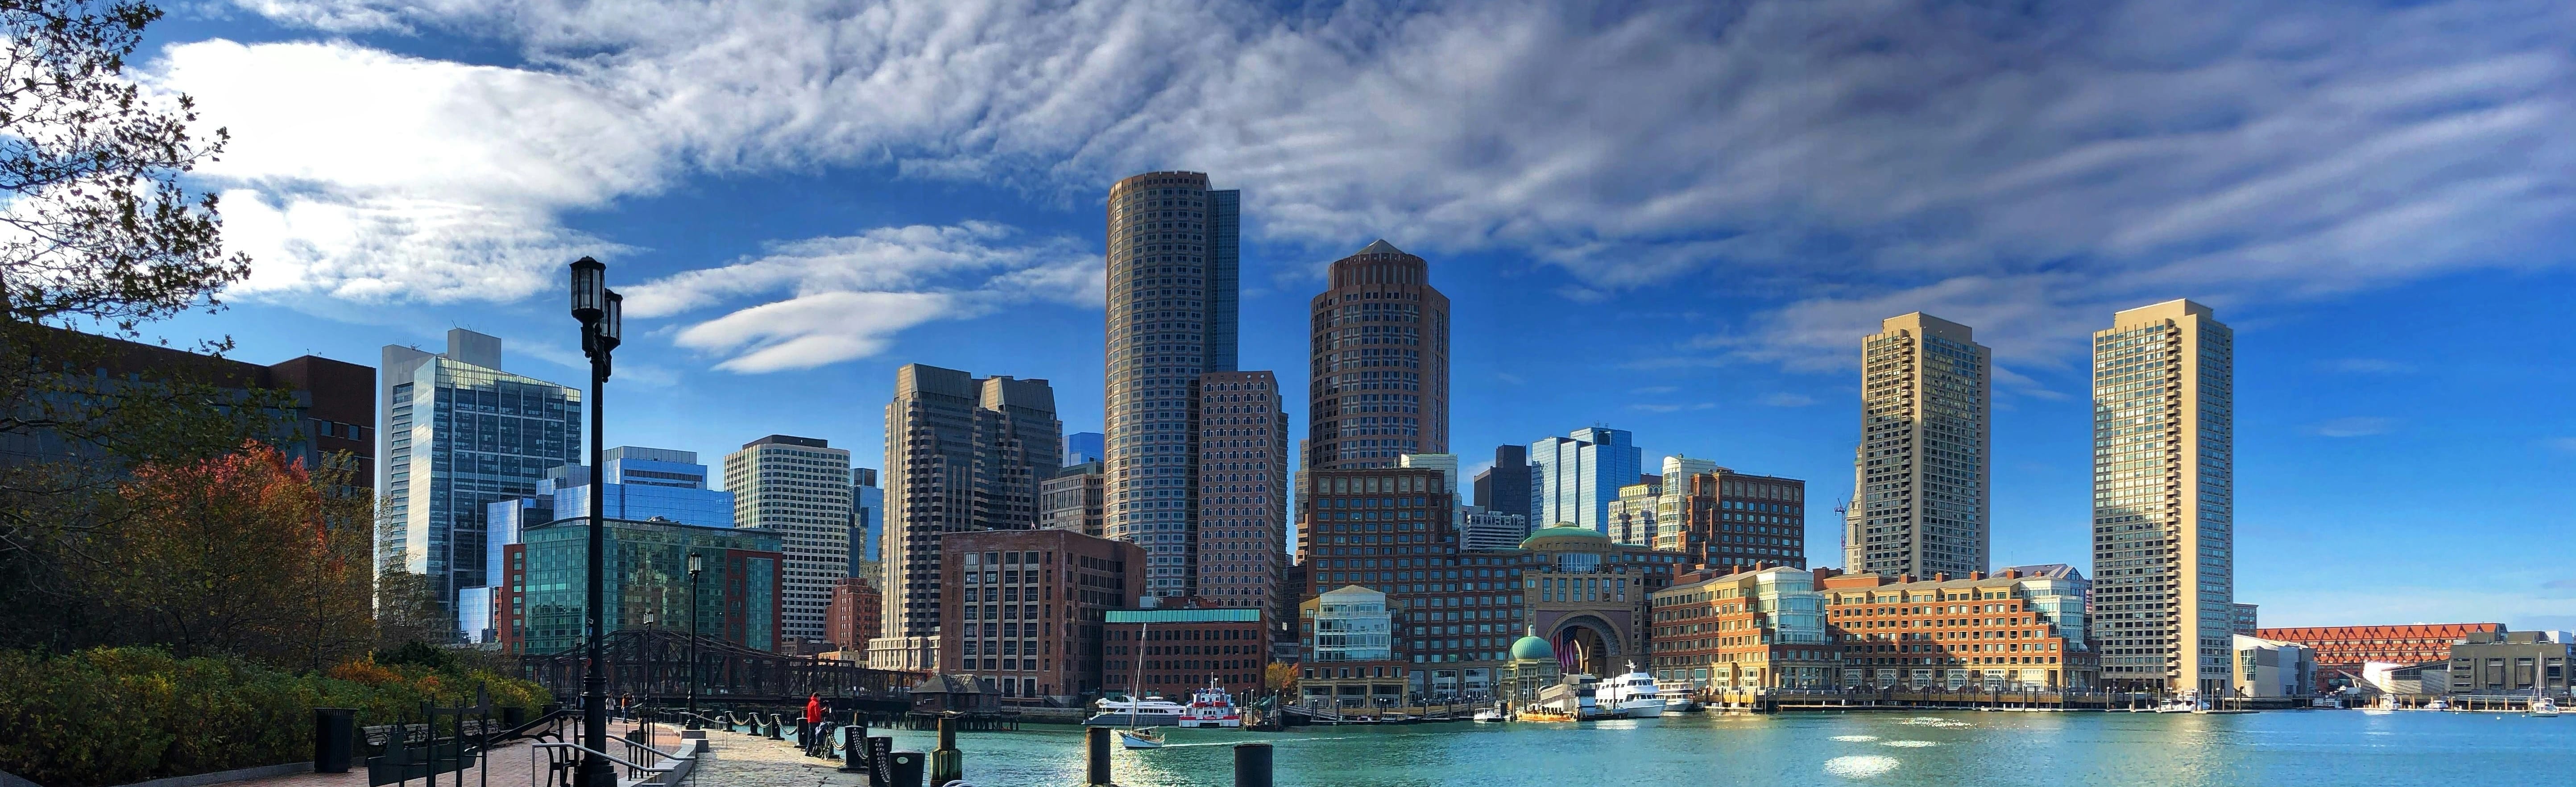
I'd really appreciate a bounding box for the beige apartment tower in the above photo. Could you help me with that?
[1850,313,1990,579]
[1102,171,1241,599]
[2091,299,2234,696]
[723,435,852,643]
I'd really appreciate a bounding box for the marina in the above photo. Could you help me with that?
[828,708,2576,786]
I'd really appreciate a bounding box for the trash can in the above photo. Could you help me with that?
[885,751,925,787]
[313,708,358,773]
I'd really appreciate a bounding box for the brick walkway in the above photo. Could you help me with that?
[690,731,869,787]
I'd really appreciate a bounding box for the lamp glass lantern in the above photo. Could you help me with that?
[599,290,624,349]
[569,257,606,321]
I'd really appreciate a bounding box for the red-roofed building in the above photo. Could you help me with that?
[2256,624,2503,690]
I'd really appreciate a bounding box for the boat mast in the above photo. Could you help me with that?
[1128,621,1147,732]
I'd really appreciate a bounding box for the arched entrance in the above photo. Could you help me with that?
[1549,615,1622,678]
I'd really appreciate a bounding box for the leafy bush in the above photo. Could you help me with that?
[0,648,548,787]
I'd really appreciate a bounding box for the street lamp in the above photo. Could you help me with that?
[687,551,703,729]
[569,257,621,787]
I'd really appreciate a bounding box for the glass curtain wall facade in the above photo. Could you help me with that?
[2091,299,2234,695]
[1528,427,1639,534]
[1103,171,1241,599]
[512,517,782,654]
[1852,313,1990,579]
[379,329,580,620]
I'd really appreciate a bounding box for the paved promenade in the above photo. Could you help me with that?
[690,731,868,787]
[203,722,650,787]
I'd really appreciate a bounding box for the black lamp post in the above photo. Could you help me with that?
[569,257,621,787]
[686,551,703,729]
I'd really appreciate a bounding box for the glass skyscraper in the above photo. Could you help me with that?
[1528,427,1639,534]
[380,329,580,620]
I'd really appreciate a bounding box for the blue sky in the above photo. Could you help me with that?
[132,1,2574,630]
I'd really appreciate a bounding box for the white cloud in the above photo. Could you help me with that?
[179,0,2576,372]
[675,291,958,373]
[2307,416,2397,438]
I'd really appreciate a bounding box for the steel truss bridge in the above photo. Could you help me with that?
[521,629,925,712]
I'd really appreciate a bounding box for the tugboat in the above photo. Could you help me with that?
[1176,677,1244,728]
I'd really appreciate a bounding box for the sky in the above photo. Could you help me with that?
[124,0,2576,630]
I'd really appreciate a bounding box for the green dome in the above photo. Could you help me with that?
[1518,523,1610,550]
[1510,634,1557,661]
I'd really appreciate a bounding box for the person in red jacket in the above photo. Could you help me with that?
[807,694,823,725]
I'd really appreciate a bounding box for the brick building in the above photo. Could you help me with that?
[824,577,882,653]
[1649,565,1836,691]
[939,529,1145,704]
[1818,566,2098,691]
[1102,607,1269,700]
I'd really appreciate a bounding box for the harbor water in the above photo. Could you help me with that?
[861,710,2575,786]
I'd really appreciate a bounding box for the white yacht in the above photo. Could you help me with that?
[1593,664,1666,719]
[2529,696,2559,718]
[1086,695,1187,727]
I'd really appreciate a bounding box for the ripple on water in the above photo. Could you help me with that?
[1823,755,1901,779]
[1831,735,1880,742]
[1881,740,1937,748]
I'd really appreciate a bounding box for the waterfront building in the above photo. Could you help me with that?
[2092,299,2233,695]
[1104,607,1269,700]
[464,451,734,642]
[851,467,883,565]
[1040,462,1106,536]
[381,329,580,617]
[1104,171,1241,600]
[2255,623,2502,691]
[2231,603,2259,636]
[1520,525,1686,679]
[874,365,1063,669]
[2232,635,2317,698]
[2445,630,2575,696]
[1065,431,1105,465]
[724,434,853,643]
[1529,427,1640,535]
[1459,509,1530,552]
[939,528,1144,704]
[1656,470,1809,569]
[1471,445,1531,533]
[1607,476,1660,547]
[1296,585,1400,707]
[495,516,783,654]
[1649,565,1833,691]
[1197,371,1289,610]
[1305,240,1450,471]
[1648,456,1717,547]
[1852,313,1990,580]
[1817,565,2097,691]
[1495,631,1563,706]
[824,576,882,653]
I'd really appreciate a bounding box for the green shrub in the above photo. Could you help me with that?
[0,648,549,787]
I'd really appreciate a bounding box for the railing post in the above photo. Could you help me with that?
[1085,727,1113,786]
[1233,742,1273,787]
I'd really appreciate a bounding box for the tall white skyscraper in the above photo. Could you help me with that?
[2091,299,2234,695]
[725,434,853,643]
[1851,313,1990,579]
[379,328,580,620]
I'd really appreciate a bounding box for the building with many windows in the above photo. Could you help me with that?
[939,529,1143,704]
[1103,607,1270,701]
[824,576,882,654]
[1649,565,1833,691]
[1470,444,1531,534]
[876,365,1062,669]
[1040,462,1106,537]
[1850,313,1990,580]
[2444,630,2574,697]
[1296,585,1399,706]
[1305,240,1449,471]
[2092,299,2234,695]
[1607,477,1661,547]
[1197,372,1288,610]
[1655,470,1808,569]
[1818,565,2096,691]
[380,329,580,619]
[1103,171,1241,600]
[2255,623,2502,690]
[725,434,853,644]
[1459,509,1530,552]
[1529,427,1640,536]
[494,516,782,654]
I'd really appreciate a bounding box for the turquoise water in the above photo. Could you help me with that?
[861,710,2576,787]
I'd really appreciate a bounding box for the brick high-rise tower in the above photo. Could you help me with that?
[1305,240,1449,471]
[1102,171,1241,599]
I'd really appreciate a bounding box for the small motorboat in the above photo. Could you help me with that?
[1118,727,1165,749]
[1471,708,1506,723]
[2529,697,2559,718]
[2424,699,2451,712]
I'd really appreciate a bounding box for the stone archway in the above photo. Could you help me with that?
[1549,614,1623,678]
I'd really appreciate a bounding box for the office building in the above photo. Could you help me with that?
[850,467,883,566]
[1041,462,1106,536]
[1852,313,1990,580]
[2445,630,2575,696]
[381,329,580,617]
[1104,607,1270,700]
[1,329,374,490]
[1658,470,1809,570]
[1065,432,1105,466]
[494,516,783,654]
[1651,566,1832,691]
[725,434,853,643]
[1607,477,1660,547]
[1529,427,1640,535]
[1459,509,1530,552]
[2256,623,2503,690]
[1197,371,1288,609]
[2091,299,2233,695]
[1816,565,2098,691]
[824,576,882,654]
[876,365,1062,668]
[1103,171,1240,600]
[557,447,737,527]
[1470,445,1531,532]
[940,528,1145,704]
[1295,585,1399,706]
[2233,635,2318,698]
[1645,455,1718,547]
[2231,603,2259,636]
[1306,239,1450,471]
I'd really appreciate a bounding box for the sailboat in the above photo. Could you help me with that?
[1118,621,1165,749]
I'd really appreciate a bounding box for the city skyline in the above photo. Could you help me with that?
[121,4,2576,634]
